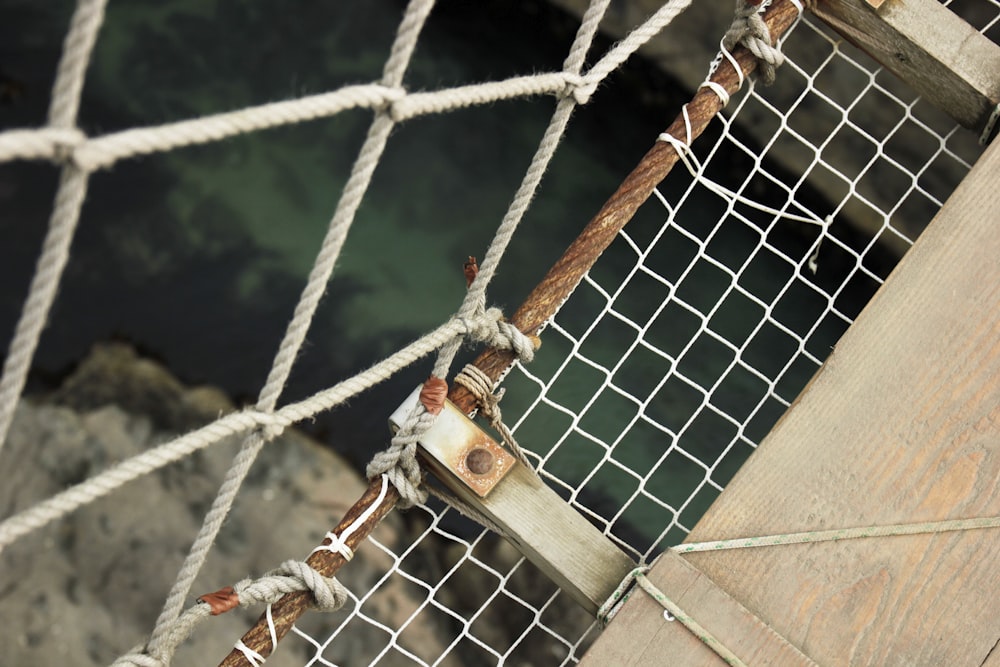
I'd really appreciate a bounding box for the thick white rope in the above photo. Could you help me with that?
[145,0,438,650]
[368,0,620,507]
[0,0,106,456]
[0,1,703,661]
[0,314,477,553]
[112,559,350,667]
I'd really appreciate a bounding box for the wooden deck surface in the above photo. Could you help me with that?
[581,125,1000,664]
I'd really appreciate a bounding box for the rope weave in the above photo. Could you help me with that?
[146,0,437,647]
[0,0,107,455]
[0,0,701,662]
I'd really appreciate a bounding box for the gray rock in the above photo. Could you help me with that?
[0,343,453,666]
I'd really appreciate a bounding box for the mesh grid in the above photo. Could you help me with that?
[1,1,998,665]
[275,6,997,666]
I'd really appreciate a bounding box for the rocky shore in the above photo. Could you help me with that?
[0,343,591,665]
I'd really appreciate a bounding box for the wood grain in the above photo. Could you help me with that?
[582,116,1000,664]
[581,551,817,666]
[813,0,1000,135]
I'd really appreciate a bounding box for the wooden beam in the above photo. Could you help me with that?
[426,457,636,615]
[813,0,1000,137]
[582,124,1000,663]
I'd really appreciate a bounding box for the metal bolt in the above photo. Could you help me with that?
[465,447,495,475]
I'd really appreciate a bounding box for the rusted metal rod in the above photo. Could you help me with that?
[218,3,801,664]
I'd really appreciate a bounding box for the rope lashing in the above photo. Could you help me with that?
[453,363,535,470]
[724,0,784,85]
[112,560,349,667]
[598,514,1000,666]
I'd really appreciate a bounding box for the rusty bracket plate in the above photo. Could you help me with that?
[388,386,516,497]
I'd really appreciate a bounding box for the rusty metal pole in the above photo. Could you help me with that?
[218,3,802,664]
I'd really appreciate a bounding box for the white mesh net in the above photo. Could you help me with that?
[0,0,997,665]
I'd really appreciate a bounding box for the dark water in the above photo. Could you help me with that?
[1,0,891,548]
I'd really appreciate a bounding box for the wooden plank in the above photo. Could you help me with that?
[582,130,1000,663]
[581,551,817,666]
[425,456,636,615]
[813,0,1000,136]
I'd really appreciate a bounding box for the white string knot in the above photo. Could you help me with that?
[724,0,783,85]
[235,560,349,612]
[463,307,537,364]
[560,72,599,106]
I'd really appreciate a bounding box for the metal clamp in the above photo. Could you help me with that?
[389,386,516,497]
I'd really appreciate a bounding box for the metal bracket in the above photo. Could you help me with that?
[388,386,515,497]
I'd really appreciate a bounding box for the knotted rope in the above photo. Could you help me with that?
[367,308,538,508]
[453,363,535,470]
[112,560,349,667]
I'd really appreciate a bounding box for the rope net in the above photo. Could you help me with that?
[0,0,997,665]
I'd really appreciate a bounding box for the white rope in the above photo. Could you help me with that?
[0,315,481,553]
[657,121,830,272]
[656,0,825,273]
[115,559,350,666]
[0,0,107,456]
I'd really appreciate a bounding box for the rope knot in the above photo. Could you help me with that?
[724,0,783,85]
[241,408,288,440]
[234,560,349,612]
[367,390,434,508]
[561,72,598,105]
[50,127,87,165]
[465,307,538,364]
[382,85,410,122]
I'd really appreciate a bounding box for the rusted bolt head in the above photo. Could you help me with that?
[465,447,495,475]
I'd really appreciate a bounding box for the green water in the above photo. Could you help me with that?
[0,0,888,551]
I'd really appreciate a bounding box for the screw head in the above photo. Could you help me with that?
[465,447,495,475]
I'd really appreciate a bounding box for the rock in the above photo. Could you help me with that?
[0,343,454,666]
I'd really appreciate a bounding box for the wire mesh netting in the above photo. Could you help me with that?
[1,0,998,665]
[280,4,998,665]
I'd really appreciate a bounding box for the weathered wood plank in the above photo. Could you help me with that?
[581,551,817,666]
[813,0,1000,136]
[425,457,636,615]
[582,127,1000,663]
